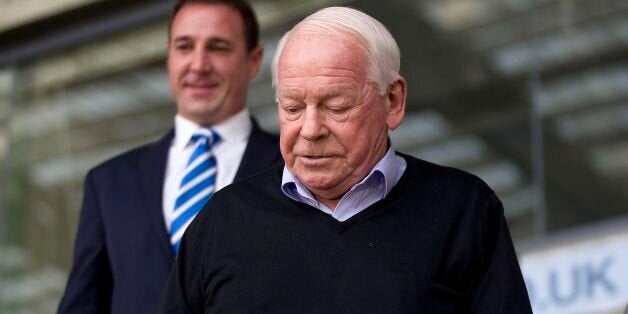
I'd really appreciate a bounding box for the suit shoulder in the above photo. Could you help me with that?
[248,118,279,147]
[88,132,171,177]
[89,143,148,173]
[256,127,279,143]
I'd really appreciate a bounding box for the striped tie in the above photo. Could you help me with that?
[170,129,220,254]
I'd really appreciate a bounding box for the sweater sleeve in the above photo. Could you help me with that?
[463,193,533,313]
[160,199,215,314]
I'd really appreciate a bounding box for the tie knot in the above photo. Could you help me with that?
[191,129,221,148]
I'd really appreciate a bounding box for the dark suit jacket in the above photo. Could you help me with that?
[58,119,282,314]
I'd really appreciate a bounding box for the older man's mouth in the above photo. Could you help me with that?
[298,155,334,166]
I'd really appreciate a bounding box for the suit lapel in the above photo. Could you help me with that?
[139,130,175,262]
[234,118,282,181]
[135,120,276,262]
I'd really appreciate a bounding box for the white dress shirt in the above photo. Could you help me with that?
[162,109,252,232]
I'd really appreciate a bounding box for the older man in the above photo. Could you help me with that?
[161,6,532,313]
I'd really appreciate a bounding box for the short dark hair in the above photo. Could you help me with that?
[169,0,260,52]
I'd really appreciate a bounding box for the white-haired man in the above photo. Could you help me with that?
[161,6,532,313]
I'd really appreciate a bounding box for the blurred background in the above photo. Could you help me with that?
[1,0,627,313]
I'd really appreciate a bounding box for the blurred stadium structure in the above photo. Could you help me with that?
[1,0,627,312]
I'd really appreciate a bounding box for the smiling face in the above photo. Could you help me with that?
[277,31,406,208]
[167,3,263,126]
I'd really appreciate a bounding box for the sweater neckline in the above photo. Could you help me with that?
[288,152,416,232]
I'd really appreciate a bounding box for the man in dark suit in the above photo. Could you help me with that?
[58,1,281,313]
[161,6,532,313]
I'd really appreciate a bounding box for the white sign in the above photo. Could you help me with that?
[520,232,628,313]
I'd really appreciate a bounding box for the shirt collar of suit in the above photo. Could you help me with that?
[172,109,252,151]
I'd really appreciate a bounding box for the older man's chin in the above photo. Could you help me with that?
[296,172,352,200]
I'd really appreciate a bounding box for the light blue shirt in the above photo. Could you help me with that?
[281,147,407,221]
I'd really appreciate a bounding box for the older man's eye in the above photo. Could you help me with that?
[283,106,301,114]
[328,107,349,115]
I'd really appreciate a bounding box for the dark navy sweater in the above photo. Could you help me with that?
[161,153,532,313]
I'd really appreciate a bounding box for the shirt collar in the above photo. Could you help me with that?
[173,109,252,150]
[373,147,404,197]
[281,146,403,204]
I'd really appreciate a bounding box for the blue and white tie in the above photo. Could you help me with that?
[170,129,220,254]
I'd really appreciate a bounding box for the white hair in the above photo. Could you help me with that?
[271,6,401,96]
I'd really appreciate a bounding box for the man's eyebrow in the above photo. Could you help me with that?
[278,92,301,99]
[317,87,356,99]
[277,88,305,100]
[172,35,192,43]
[170,36,232,45]
[318,89,345,98]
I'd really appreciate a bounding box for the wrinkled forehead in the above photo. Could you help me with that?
[277,30,369,79]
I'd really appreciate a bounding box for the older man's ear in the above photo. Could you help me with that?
[386,76,407,131]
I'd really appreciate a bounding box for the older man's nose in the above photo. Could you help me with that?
[300,108,328,140]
